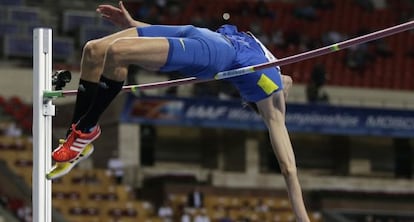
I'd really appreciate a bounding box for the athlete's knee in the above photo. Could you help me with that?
[105,39,130,66]
[83,39,106,63]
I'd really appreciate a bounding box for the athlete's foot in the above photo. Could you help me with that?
[52,124,101,162]
[282,74,293,101]
[46,143,94,180]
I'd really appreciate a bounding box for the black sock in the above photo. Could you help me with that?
[76,76,124,132]
[66,79,99,136]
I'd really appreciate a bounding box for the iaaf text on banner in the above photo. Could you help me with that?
[121,94,264,130]
[121,94,414,137]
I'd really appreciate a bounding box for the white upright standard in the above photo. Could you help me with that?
[33,28,54,222]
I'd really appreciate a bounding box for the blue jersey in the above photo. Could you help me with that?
[137,24,283,102]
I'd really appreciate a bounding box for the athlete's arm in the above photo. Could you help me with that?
[96,1,150,29]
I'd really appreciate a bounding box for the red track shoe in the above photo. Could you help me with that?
[52,124,101,162]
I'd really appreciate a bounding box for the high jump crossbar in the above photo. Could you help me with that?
[33,20,413,222]
[43,20,414,99]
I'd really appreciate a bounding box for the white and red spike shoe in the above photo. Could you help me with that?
[52,124,101,162]
[47,140,94,180]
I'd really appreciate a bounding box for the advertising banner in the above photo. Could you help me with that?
[121,94,414,137]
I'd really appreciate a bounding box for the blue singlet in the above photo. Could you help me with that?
[137,24,283,102]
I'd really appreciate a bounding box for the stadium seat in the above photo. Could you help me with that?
[101,201,139,220]
[55,199,83,218]
[52,200,65,217]
[0,0,24,6]
[98,18,119,29]
[53,37,75,61]
[62,10,97,33]
[93,168,113,185]
[168,193,187,206]
[86,183,120,202]
[6,6,41,23]
[112,185,133,201]
[52,183,83,201]
[3,34,32,58]
[0,21,21,36]
[79,25,114,46]
[264,197,291,210]
[133,200,155,218]
[0,149,18,170]
[269,211,295,222]
[205,195,230,208]
[144,217,163,222]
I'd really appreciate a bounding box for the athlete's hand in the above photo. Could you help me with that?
[96,1,135,29]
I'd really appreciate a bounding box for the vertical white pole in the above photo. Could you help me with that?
[33,28,53,222]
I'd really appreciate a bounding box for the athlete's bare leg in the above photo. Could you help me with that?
[100,36,169,82]
[80,28,140,82]
[256,92,310,222]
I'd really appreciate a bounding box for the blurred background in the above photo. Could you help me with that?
[0,0,413,221]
